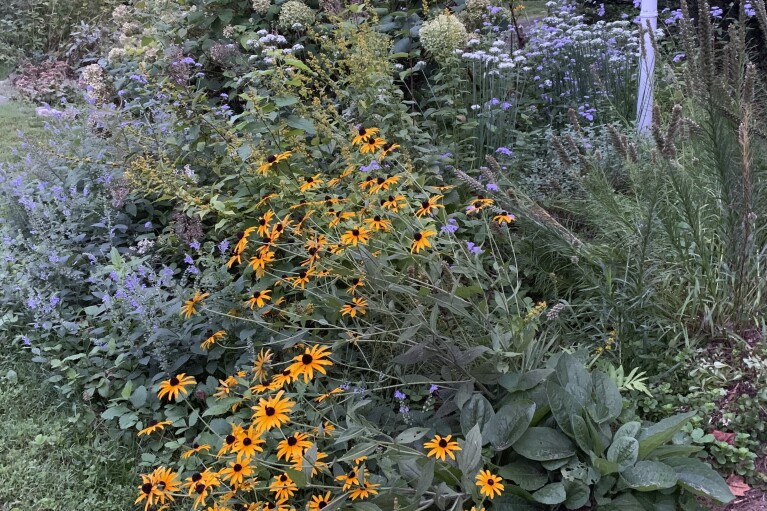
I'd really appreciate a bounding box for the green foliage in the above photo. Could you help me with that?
[0,352,135,511]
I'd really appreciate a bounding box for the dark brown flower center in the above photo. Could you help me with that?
[142,483,153,494]
[377,177,385,184]
[374,215,381,222]
[367,136,376,144]
[195,483,206,494]
[226,434,236,444]
[414,233,423,241]
[299,271,307,278]
[358,128,367,136]
[233,463,243,472]
[170,377,180,386]
[267,155,277,163]
[305,176,313,183]
[243,437,252,446]
[148,419,158,427]
[352,229,360,236]
[487,479,494,485]
[192,472,202,482]
[438,439,448,448]
[282,369,291,376]
[265,406,276,416]
[280,474,288,482]
[421,201,429,209]
[287,436,298,446]
[302,354,313,365]
[259,218,266,225]
[319,501,327,509]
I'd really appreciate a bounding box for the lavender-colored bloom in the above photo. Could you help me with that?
[184,253,195,265]
[49,295,60,307]
[745,2,755,16]
[710,5,723,17]
[21,336,31,346]
[486,183,499,191]
[187,265,200,275]
[129,74,148,84]
[495,147,513,157]
[429,384,439,394]
[394,390,407,400]
[441,218,459,234]
[360,160,381,172]
[597,3,605,16]
[672,53,685,63]
[218,239,230,253]
[399,405,410,414]
[466,241,483,255]
[144,221,152,228]
[190,241,201,250]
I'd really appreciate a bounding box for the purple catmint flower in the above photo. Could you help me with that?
[672,53,685,63]
[360,160,380,172]
[394,390,406,400]
[399,405,410,414]
[218,239,230,253]
[429,384,439,394]
[495,147,513,157]
[190,241,201,250]
[710,6,723,17]
[184,253,195,265]
[441,218,459,234]
[598,3,605,16]
[486,183,499,191]
[466,242,483,255]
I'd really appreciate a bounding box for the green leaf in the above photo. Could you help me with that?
[458,424,482,476]
[101,404,129,421]
[395,427,430,444]
[613,421,641,441]
[285,468,307,488]
[621,460,678,491]
[460,394,494,436]
[606,436,638,471]
[414,457,435,500]
[202,398,239,417]
[555,353,592,406]
[591,455,620,476]
[273,95,299,107]
[637,411,696,459]
[664,457,734,504]
[547,381,582,436]
[570,414,593,454]
[513,427,576,461]
[532,482,566,505]
[588,371,623,424]
[130,385,148,408]
[483,400,535,450]
[285,115,316,134]
[121,380,133,399]
[564,480,590,510]
[498,460,548,491]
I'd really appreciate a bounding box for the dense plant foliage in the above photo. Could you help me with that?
[5,0,767,506]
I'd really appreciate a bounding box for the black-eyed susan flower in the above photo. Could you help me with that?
[252,390,295,432]
[226,252,242,268]
[359,175,376,191]
[349,481,380,500]
[257,210,275,237]
[220,460,253,486]
[352,127,379,145]
[328,210,355,228]
[269,473,298,502]
[494,211,516,225]
[135,467,181,511]
[340,226,371,246]
[287,267,315,288]
[300,173,323,193]
[157,373,196,401]
[257,151,292,174]
[308,492,333,511]
[354,456,368,465]
[214,375,237,399]
[185,469,219,509]
[253,348,273,382]
[380,194,407,212]
[411,229,437,253]
[475,469,504,499]
[335,468,360,490]
[315,387,344,403]
[234,227,258,256]
[380,142,401,158]
[245,289,272,309]
[276,432,313,461]
[365,215,391,232]
[201,330,226,350]
[340,297,368,318]
[347,276,365,295]
[180,442,211,459]
[301,246,321,267]
[423,434,461,461]
[287,344,333,382]
[181,291,209,319]
[138,419,173,437]
[415,195,444,217]
[257,193,278,207]
[467,195,494,214]
[217,423,245,457]
[370,174,401,194]
[249,250,275,273]
[234,423,265,461]
[361,136,386,154]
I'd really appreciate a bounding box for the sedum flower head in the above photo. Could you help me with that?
[419,13,468,63]
[278,0,316,31]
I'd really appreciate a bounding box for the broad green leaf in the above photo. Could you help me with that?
[460,394,494,436]
[591,455,620,475]
[564,480,590,510]
[613,421,641,440]
[458,424,482,476]
[414,457,435,500]
[555,353,592,406]
[664,457,734,504]
[532,482,566,505]
[121,380,133,399]
[621,460,677,491]
[570,414,593,455]
[395,427,430,444]
[588,371,623,424]
[606,436,638,471]
[637,411,696,459]
[283,58,315,74]
[498,460,548,491]
[646,444,704,459]
[483,400,535,450]
[547,380,582,436]
[130,385,147,408]
[202,398,239,417]
[513,427,576,461]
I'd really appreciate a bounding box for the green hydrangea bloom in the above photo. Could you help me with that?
[419,13,468,63]
[278,0,316,31]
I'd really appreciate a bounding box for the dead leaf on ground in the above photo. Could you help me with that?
[713,429,736,445]
[727,474,751,497]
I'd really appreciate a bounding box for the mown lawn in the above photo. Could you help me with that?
[0,353,137,511]
[0,86,45,161]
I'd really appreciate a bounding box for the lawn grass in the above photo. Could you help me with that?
[521,0,549,20]
[0,97,46,161]
[0,353,137,511]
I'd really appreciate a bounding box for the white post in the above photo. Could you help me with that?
[636,0,657,133]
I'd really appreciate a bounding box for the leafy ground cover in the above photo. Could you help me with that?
[0,352,136,511]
